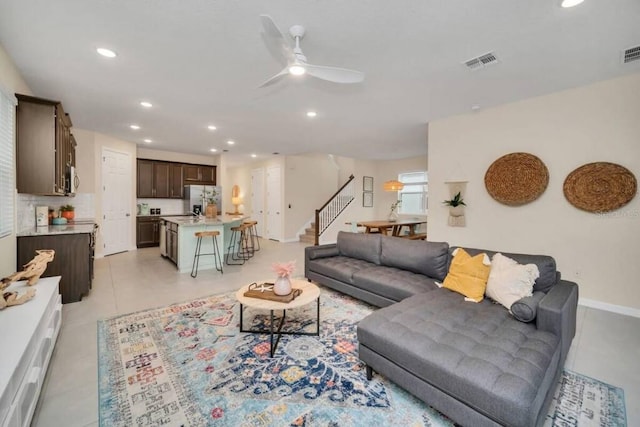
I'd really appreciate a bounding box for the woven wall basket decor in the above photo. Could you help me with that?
[563,162,637,213]
[484,152,549,206]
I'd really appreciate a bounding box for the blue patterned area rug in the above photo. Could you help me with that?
[98,287,626,426]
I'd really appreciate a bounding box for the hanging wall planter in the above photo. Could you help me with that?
[442,186,466,227]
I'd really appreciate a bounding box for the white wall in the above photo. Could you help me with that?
[428,73,640,312]
[284,154,339,240]
[137,147,218,166]
[0,43,32,277]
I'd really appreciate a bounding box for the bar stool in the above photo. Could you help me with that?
[225,224,251,265]
[243,220,260,253]
[190,230,223,278]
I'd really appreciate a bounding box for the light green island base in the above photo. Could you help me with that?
[162,215,249,274]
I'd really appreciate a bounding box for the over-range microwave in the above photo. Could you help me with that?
[66,166,77,195]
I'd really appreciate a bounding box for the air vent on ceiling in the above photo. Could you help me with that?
[464,52,499,70]
[623,45,640,64]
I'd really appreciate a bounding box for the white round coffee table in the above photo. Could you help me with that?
[236,279,320,357]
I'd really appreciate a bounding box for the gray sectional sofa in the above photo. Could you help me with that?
[305,231,578,427]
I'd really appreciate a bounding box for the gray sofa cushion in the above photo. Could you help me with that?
[358,289,560,427]
[337,231,381,265]
[353,266,439,302]
[453,247,558,292]
[511,291,547,322]
[380,237,450,281]
[306,256,375,284]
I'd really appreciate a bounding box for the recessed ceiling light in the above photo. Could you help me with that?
[210,148,217,152]
[130,124,140,130]
[471,105,481,111]
[143,139,152,143]
[561,0,584,7]
[306,111,317,118]
[227,140,235,145]
[140,101,152,108]
[207,125,217,131]
[251,154,257,158]
[96,47,117,58]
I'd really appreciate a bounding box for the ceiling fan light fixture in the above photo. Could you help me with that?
[561,0,584,7]
[289,64,306,76]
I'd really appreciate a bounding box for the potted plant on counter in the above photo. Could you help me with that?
[60,205,75,220]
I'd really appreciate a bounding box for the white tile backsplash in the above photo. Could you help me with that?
[17,193,95,231]
[136,199,185,216]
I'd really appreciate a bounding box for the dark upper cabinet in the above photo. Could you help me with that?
[183,164,216,185]
[16,94,75,196]
[183,164,200,182]
[137,159,214,198]
[137,159,177,198]
[170,163,183,198]
[154,162,170,198]
[137,159,154,198]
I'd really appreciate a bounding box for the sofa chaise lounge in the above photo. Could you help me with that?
[304,231,578,427]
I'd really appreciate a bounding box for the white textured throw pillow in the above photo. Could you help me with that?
[486,253,539,310]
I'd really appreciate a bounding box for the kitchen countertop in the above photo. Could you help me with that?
[161,214,248,226]
[17,223,96,237]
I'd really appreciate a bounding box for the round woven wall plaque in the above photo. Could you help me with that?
[484,152,549,206]
[563,162,637,213]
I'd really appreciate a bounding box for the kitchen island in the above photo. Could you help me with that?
[161,215,249,273]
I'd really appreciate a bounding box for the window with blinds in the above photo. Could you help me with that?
[0,88,16,239]
[398,171,428,215]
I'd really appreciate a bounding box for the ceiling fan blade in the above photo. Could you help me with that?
[258,66,289,88]
[305,64,365,84]
[260,15,294,63]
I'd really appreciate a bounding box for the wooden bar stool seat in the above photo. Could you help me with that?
[190,230,223,278]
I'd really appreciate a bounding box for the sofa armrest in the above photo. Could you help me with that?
[536,280,579,364]
[305,244,339,278]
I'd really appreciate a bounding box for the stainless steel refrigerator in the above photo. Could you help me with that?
[184,185,222,215]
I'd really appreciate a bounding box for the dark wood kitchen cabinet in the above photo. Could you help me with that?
[137,159,183,198]
[15,94,75,196]
[137,216,161,247]
[169,163,184,198]
[183,164,216,185]
[17,233,91,303]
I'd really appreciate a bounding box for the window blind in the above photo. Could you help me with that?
[0,87,16,238]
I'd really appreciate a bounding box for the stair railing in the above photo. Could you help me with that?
[314,174,355,245]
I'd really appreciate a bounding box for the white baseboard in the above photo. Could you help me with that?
[579,298,640,318]
[281,238,302,243]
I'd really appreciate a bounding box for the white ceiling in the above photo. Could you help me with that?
[1,1,639,166]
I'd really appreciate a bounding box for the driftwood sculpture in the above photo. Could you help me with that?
[1,249,55,310]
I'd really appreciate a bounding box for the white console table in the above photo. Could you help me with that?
[0,277,62,427]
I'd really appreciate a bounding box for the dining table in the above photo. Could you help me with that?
[355,219,427,237]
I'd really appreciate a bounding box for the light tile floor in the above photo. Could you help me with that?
[31,241,640,427]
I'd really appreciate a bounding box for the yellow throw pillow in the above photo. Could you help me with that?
[442,248,491,302]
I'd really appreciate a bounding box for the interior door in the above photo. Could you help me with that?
[266,166,282,241]
[251,167,265,237]
[102,148,131,255]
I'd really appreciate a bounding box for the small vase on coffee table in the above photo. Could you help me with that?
[273,276,292,296]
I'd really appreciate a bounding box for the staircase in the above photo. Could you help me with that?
[299,223,316,245]
[300,174,355,245]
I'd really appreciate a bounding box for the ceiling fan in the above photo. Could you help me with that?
[259,15,365,88]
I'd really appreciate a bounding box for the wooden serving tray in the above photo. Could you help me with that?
[243,282,303,303]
